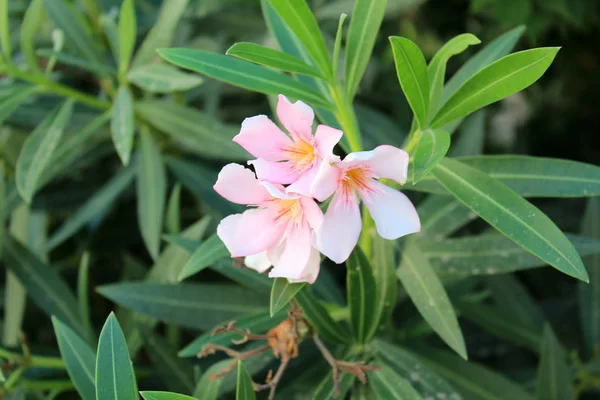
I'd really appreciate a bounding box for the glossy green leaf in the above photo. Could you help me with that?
[0,0,9,62]
[178,310,286,357]
[141,392,196,400]
[178,233,229,281]
[137,129,166,260]
[52,317,96,400]
[428,34,480,115]
[117,0,136,77]
[347,247,378,344]
[97,282,266,330]
[46,166,135,250]
[432,158,589,282]
[137,100,247,161]
[267,0,332,77]
[331,13,346,80]
[270,278,305,317]
[128,63,203,93]
[77,252,94,345]
[16,100,73,203]
[20,0,45,74]
[372,340,462,399]
[536,325,573,400]
[417,195,475,239]
[96,313,138,400]
[344,0,389,99]
[111,86,135,166]
[192,359,229,400]
[389,36,430,129]
[432,48,559,128]
[398,244,467,359]
[165,183,182,234]
[579,197,600,354]
[132,0,188,68]
[295,288,351,344]
[369,363,423,400]
[441,25,525,106]
[4,235,83,336]
[0,86,38,126]
[36,49,117,76]
[44,0,104,65]
[227,42,324,79]
[236,361,255,400]
[158,49,332,110]
[411,129,450,183]
[369,235,397,338]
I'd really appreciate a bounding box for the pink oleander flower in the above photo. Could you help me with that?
[214,164,323,283]
[233,94,342,200]
[313,145,421,263]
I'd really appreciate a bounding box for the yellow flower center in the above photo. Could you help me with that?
[273,198,303,223]
[284,139,316,171]
[341,167,371,195]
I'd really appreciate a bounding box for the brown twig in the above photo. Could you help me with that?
[252,358,290,400]
[210,321,269,344]
[198,344,272,380]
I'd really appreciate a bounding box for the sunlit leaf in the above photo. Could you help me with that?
[369,363,423,400]
[236,361,255,400]
[117,0,136,77]
[141,392,196,400]
[20,0,45,74]
[270,278,305,317]
[411,129,450,183]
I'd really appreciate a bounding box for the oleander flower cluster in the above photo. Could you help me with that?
[214,95,421,284]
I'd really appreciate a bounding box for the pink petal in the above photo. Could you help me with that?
[300,197,323,231]
[314,190,362,264]
[360,180,420,240]
[344,145,409,184]
[214,163,272,205]
[288,247,321,284]
[310,159,341,202]
[268,222,312,280]
[276,94,314,142]
[286,165,319,197]
[249,158,299,185]
[244,251,272,273]
[233,115,292,160]
[217,208,286,257]
[260,181,299,200]
[314,125,343,159]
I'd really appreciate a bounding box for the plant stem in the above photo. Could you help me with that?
[329,83,362,153]
[20,379,75,391]
[0,347,66,369]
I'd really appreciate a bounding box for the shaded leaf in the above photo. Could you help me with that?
[295,288,351,344]
[141,392,196,400]
[369,235,397,338]
[117,0,136,77]
[347,247,378,344]
[236,361,256,400]
[179,233,229,281]
[411,129,450,183]
[128,64,203,93]
[536,325,573,400]
[270,278,305,317]
[111,86,135,166]
[20,0,45,74]
[369,363,423,400]
[579,197,600,354]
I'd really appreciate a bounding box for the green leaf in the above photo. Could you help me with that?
[137,129,166,260]
[331,13,346,80]
[0,0,11,61]
[77,252,95,345]
[20,0,45,74]
[398,244,467,359]
[456,301,542,352]
[431,48,559,128]
[431,158,589,282]
[411,129,450,183]
[344,0,389,100]
[428,34,481,116]
[295,288,351,344]
[536,325,573,400]
[236,361,255,400]
[158,49,332,110]
[417,195,474,239]
[270,278,306,317]
[579,197,600,354]
[46,166,135,250]
[372,340,462,399]
[3,234,83,337]
[137,100,248,161]
[192,359,228,400]
[0,86,39,126]
[132,0,188,68]
[178,233,229,281]
[111,86,135,166]
[347,247,378,344]
[487,275,546,330]
[389,37,430,129]
[36,49,117,76]
[178,310,286,357]
[44,0,104,65]
[369,363,423,400]
[211,260,272,294]
[128,63,203,93]
[141,392,196,400]
[51,317,96,400]
[413,347,534,400]
[0,162,4,260]
[97,282,266,330]
[165,183,182,234]
[441,26,525,106]
[267,0,332,77]
[369,235,397,338]
[312,355,358,399]
[16,100,73,203]
[96,313,138,400]
[141,328,195,394]
[117,0,136,77]
[449,110,486,156]
[226,42,324,79]
[162,235,199,254]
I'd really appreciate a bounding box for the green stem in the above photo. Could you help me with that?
[329,83,362,153]
[19,379,74,391]
[0,347,66,369]
[4,366,25,390]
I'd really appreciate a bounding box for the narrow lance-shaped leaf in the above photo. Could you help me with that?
[0,86,39,126]
[344,0,389,100]
[347,247,378,344]
[431,48,560,128]
[0,162,4,261]
[398,244,467,359]
[536,325,573,400]
[137,128,166,260]
[0,0,11,61]
[389,37,430,129]
[16,100,74,203]
[128,63,203,93]
[267,0,332,77]
[20,0,45,74]
[178,233,230,281]
[141,393,196,400]
[111,86,135,166]
[368,235,397,338]
[95,313,138,400]
[117,0,136,77]
[158,49,333,110]
[236,361,256,400]
[270,278,306,317]
[411,129,450,183]
[431,157,589,282]
[369,363,423,400]
[295,288,351,344]
[36,49,117,76]
[226,42,325,79]
[579,197,600,354]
